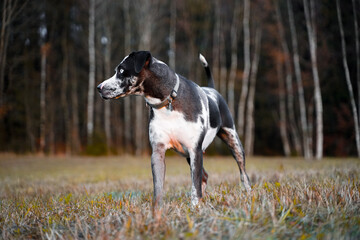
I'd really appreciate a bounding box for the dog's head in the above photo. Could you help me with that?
[97,51,151,99]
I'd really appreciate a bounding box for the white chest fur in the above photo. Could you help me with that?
[149,109,204,155]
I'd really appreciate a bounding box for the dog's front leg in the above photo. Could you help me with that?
[151,143,166,208]
[189,148,203,206]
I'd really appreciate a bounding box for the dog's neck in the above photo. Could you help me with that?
[141,60,179,105]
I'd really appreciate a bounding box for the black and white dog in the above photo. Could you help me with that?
[97,51,251,207]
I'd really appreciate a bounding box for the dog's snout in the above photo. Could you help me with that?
[97,83,102,92]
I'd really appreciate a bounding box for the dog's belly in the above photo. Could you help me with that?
[149,109,204,156]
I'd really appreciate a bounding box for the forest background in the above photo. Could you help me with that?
[1,0,359,159]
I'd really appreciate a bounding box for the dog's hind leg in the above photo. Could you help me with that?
[186,157,208,197]
[186,148,206,206]
[217,127,251,192]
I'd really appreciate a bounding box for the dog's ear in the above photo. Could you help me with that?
[134,51,151,74]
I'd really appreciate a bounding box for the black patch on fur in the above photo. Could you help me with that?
[173,75,202,122]
[207,96,221,128]
[218,95,234,128]
[116,51,151,78]
[149,108,154,122]
[204,88,234,129]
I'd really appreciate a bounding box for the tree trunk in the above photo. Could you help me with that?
[61,29,71,155]
[303,0,323,160]
[308,99,314,156]
[24,47,36,152]
[123,0,132,153]
[69,45,81,154]
[219,21,227,99]
[169,0,176,70]
[0,0,11,105]
[352,0,360,127]
[0,0,27,105]
[228,1,241,118]
[245,27,261,156]
[39,43,49,153]
[237,0,251,138]
[104,12,112,153]
[87,0,96,144]
[277,59,291,157]
[136,0,153,155]
[336,0,360,157]
[275,2,301,156]
[212,0,220,89]
[287,0,312,159]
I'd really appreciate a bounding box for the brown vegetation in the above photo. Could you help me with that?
[0,156,359,239]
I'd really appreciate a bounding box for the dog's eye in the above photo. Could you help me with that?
[117,68,127,78]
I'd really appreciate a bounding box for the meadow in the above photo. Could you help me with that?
[0,155,359,239]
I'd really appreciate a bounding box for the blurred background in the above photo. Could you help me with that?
[0,0,359,158]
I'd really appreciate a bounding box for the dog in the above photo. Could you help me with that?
[97,51,251,207]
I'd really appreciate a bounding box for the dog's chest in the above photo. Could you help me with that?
[149,108,203,154]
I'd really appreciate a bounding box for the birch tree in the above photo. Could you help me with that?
[219,22,227,99]
[228,0,241,117]
[24,44,36,152]
[123,0,132,153]
[39,10,48,153]
[87,0,96,144]
[168,0,176,70]
[136,0,154,155]
[0,0,27,105]
[245,27,262,156]
[277,58,291,157]
[353,0,360,124]
[61,22,71,155]
[275,2,301,155]
[303,0,323,160]
[237,0,251,138]
[336,0,360,157]
[287,0,312,159]
[102,0,112,152]
[212,0,221,89]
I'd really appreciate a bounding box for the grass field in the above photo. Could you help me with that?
[0,155,359,239]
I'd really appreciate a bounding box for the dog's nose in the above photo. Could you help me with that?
[97,83,102,92]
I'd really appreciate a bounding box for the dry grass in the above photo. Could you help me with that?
[0,155,359,239]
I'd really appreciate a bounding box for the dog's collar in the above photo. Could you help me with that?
[146,74,180,111]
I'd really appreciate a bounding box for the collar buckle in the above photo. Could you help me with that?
[170,89,177,99]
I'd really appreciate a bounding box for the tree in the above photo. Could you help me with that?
[101,0,113,152]
[61,18,71,155]
[39,11,49,152]
[0,0,27,105]
[287,0,312,159]
[276,55,291,157]
[168,0,176,70]
[227,0,241,117]
[352,0,360,126]
[336,0,360,157]
[237,0,251,138]
[87,0,96,144]
[212,0,221,90]
[245,27,262,156]
[303,0,323,160]
[123,0,133,154]
[275,2,301,155]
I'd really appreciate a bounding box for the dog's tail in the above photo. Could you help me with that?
[199,53,215,88]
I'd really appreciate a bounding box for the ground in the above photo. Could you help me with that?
[0,155,359,239]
